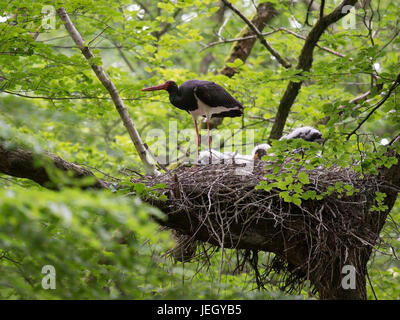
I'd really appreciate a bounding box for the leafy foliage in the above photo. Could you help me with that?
[0,0,399,299]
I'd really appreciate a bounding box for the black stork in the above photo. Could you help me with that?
[141,80,244,163]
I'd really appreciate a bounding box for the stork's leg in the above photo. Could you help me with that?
[193,118,200,165]
[207,117,212,164]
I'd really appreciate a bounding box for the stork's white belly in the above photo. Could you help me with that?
[190,93,240,120]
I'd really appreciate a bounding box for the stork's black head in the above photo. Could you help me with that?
[141,80,178,93]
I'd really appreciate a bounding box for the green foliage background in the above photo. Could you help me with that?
[0,0,399,299]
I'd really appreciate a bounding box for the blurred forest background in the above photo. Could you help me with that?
[0,0,399,299]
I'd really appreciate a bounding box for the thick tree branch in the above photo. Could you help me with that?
[56,7,159,176]
[221,0,291,69]
[0,144,109,190]
[268,0,358,140]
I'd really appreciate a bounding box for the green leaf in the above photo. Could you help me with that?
[298,172,310,185]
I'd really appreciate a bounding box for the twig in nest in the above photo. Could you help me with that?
[173,173,181,200]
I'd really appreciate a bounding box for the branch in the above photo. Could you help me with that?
[0,144,109,190]
[221,0,291,69]
[219,1,278,78]
[268,0,358,140]
[346,74,400,140]
[317,81,384,126]
[305,0,316,26]
[112,40,135,73]
[153,8,182,40]
[198,2,225,75]
[207,2,277,129]
[202,30,277,50]
[320,0,325,19]
[56,7,159,176]
[204,28,346,58]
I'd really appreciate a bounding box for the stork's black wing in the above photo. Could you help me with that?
[193,81,243,117]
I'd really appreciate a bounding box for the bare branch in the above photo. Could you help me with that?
[112,40,135,73]
[317,81,384,126]
[208,2,277,129]
[204,28,346,58]
[219,1,278,78]
[346,73,400,140]
[153,8,182,40]
[87,26,109,47]
[221,0,291,69]
[56,7,159,176]
[202,30,277,50]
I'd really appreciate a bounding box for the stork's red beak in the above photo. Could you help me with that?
[141,82,169,91]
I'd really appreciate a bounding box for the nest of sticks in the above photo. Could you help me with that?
[130,160,389,295]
